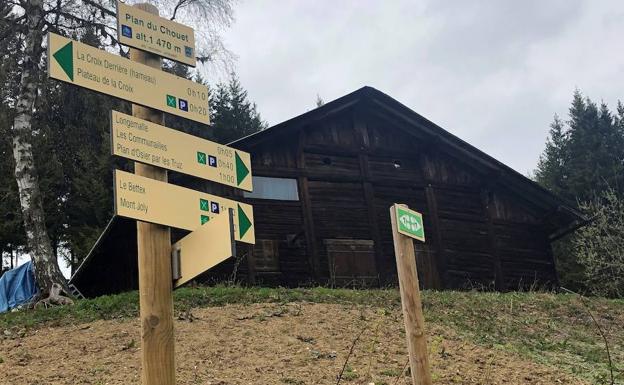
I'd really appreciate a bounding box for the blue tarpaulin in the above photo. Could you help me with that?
[0,261,38,313]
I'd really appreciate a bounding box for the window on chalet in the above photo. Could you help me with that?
[243,176,299,201]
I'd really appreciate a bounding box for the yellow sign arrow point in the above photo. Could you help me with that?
[172,209,234,288]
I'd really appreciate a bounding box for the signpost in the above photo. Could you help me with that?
[124,5,174,384]
[47,32,209,124]
[48,4,253,384]
[117,0,196,66]
[171,209,235,287]
[390,204,432,385]
[111,110,253,191]
[114,169,255,244]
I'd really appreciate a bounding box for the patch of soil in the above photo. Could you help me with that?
[0,303,587,384]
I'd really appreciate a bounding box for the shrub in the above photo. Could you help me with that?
[575,189,624,297]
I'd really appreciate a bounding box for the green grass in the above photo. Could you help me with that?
[0,286,399,330]
[424,291,624,384]
[1,286,622,384]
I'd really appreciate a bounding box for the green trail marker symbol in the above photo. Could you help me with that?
[235,151,249,186]
[395,205,425,242]
[238,204,252,238]
[197,151,206,165]
[166,95,177,108]
[53,41,73,81]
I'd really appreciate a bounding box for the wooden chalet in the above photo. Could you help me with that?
[71,87,586,296]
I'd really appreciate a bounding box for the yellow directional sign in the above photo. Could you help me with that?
[114,170,255,244]
[47,32,209,124]
[111,110,252,191]
[117,1,196,67]
[172,211,234,288]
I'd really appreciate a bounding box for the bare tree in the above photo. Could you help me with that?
[3,0,236,299]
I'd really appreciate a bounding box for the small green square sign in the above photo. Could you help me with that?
[199,198,209,211]
[166,94,177,108]
[197,151,206,164]
[395,205,425,242]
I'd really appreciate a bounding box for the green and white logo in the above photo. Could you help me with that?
[395,205,425,242]
[166,94,177,108]
[197,151,206,165]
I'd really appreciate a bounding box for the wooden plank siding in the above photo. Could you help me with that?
[234,103,559,290]
[71,87,577,296]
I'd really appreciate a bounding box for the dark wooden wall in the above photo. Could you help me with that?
[235,104,558,290]
[70,98,562,297]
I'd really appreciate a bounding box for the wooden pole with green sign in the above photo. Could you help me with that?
[131,4,175,385]
[390,203,432,385]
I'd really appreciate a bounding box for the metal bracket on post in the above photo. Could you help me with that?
[229,208,236,258]
[171,246,181,281]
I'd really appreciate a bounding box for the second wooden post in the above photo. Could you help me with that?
[131,3,175,385]
[390,203,432,385]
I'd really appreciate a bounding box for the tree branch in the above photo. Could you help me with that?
[170,0,190,21]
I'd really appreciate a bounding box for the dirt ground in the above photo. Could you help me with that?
[0,303,586,385]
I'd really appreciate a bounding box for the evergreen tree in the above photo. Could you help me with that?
[535,115,568,198]
[210,73,267,143]
[536,90,624,202]
[535,90,624,290]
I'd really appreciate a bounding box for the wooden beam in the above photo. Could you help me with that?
[355,106,384,284]
[130,4,174,385]
[296,129,321,281]
[424,185,445,288]
[481,189,505,290]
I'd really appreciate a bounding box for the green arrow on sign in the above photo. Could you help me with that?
[237,204,252,238]
[53,41,73,81]
[235,151,249,186]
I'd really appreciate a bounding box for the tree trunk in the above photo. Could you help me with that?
[11,0,67,295]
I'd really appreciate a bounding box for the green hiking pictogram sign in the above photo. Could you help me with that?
[395,205,425,242]
[197,151,206,165]
[166,94,177,107]
[53,41,74,81]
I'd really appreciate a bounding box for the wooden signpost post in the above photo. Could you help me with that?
[390,204,432,385]
[48,3,254,384]
[127,6,175,384]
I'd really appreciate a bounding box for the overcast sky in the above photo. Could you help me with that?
[214,0,623,175]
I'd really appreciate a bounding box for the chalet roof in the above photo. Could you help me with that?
[230,86,587,239]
